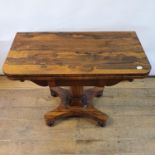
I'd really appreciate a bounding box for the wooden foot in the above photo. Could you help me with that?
[45,86,108,127]
[45,104,108,127]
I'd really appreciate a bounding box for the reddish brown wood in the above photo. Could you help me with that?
[45,86,108,126]
[71,86,83,97]
[3,32,151,79]
[3,32,151,127]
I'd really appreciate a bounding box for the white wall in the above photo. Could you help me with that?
[0,0,154,75]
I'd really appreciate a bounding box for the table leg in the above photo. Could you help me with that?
[45,86,108,127]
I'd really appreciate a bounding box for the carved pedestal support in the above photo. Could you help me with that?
[45,86,108,127]
[30,78,133,127]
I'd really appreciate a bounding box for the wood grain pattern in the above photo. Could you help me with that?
[2,32,151,127]
[45,86,108,127]
[3,32,151,78]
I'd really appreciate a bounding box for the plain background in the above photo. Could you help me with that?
[0,0,154,75]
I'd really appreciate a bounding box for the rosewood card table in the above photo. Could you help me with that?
[3,32,151,127]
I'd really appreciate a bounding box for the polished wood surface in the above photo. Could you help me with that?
[3,32,151,79]
[3,32,151,127]
[45,86,108,127]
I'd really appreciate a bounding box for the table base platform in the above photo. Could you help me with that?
[45,86,108,127]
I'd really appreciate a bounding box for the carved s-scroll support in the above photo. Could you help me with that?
[49,87,72,106]
[48,80,72,106]
[81,87,104,107]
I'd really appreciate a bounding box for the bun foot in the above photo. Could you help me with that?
[46,120,55,127]
[97,121,106,127]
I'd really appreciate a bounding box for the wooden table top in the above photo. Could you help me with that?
[3,32,151,79]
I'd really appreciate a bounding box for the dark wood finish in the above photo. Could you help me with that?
[3,32,151,78]
[3,32,151,127]
[45,86,108,126]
